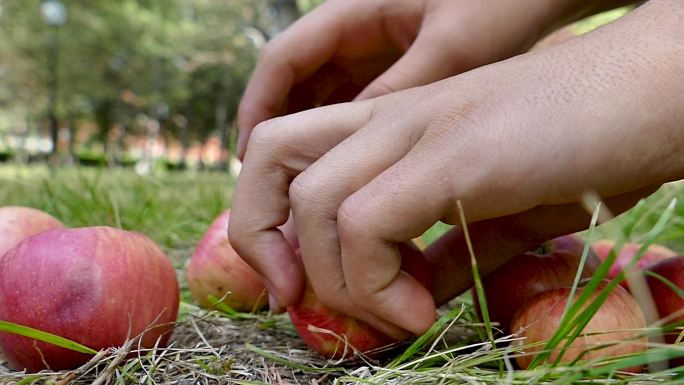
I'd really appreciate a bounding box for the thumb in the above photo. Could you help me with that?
[354,28,462,101]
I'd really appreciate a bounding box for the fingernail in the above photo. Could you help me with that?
[269,293,285,314]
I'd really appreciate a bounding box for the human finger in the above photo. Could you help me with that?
[236,2,348,159]
[424,185,659,305]
[289,101,428,337]
[229,101,374,309]
[354,17,466,101]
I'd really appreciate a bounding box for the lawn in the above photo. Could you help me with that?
[1,164,684,384]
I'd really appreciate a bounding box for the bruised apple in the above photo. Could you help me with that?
[0,227,180,372]
[186,210,267,311]
[288,242,432,359]
[475,234,600,330]
[511,281,647,372]
[0,206,63,257]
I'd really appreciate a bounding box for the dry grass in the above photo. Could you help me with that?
[2,166,684,384]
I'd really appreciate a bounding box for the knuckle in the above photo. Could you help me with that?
[289,172,324,211]
[337,199,367,240]
[249,119,281,147]
[227,221,249,259]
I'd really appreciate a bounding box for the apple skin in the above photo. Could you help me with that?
[0,206,64,258]
[592,240,676,285]
[287,241,432,360]
[643,255,684,343]
[475,234,600,330]
[511,281,647,372]
[0,227,180,372]
[186,210,267,311]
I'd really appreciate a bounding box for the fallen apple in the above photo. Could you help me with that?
[511,281,647,372]
[591,240,676,285]
[287,241,432,360]
[186,210,267,312]
[475,234,600,330]
[0,226,180,372]
[0,206,63,258]
[643,255,684,344]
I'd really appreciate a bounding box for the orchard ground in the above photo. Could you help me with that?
[1,164,684,384]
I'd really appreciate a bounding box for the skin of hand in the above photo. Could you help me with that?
[230,0,684,338]
[236,0,637,159]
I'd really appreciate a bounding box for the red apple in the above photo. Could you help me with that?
[186,210,267,311]
[592,240,676,285]
[0,206,63,258]
[288,241,432,360]
[511,281,647,372]
[643,255,684,343]
[0,226,180,372]
[475,234,600,330]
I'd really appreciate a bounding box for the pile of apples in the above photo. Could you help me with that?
[188,210,684,370]
[4,203,684,374]
[478,234,682,371]
[0,206,179,372]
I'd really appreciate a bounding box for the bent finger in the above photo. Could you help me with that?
[230,102,374,308]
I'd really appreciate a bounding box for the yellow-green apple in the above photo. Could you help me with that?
[475,234,600,330]
[186,210,267,311]
[591,240,676,285]
[0,227,180,372]
[0,206,63,258]
[287,241,432,360]
[511,281,647,372]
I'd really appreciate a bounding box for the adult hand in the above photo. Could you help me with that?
[236,0,631,158]
[230,0,684,337]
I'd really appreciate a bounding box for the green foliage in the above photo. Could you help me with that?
[0,0,265,157]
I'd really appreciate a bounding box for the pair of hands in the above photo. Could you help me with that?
[230,0,684,338]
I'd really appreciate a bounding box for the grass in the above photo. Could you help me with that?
[1,164,684,384]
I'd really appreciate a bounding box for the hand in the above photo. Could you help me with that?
[230,0,684,337]
[236,0,627,158]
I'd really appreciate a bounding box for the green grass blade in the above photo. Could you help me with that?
[457,200,495,347]
[388,307,466,368]
[0,320,97,355]
[643,270,684,300]
[561,202,602,319]
[207,295,239,317]
[530,198,677,368]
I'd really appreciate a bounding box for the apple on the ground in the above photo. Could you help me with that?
[0,206,63,258]
[591,239,676,285]
[287,241,432,359]
[0,226,180,372]
[186,210,267,312]
[475,234,599,330]
[511,281,647,372]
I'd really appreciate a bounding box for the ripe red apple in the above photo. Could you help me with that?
[643,255,684,343]
[186,210,268,311]
[511,281,647,372]
[475,234,600,330]
[591,240,676,285]
[0,226,180,372]
[287,241,432,360]
[0,206,63,258]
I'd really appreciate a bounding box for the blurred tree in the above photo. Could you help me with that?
[0,0,263,168]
